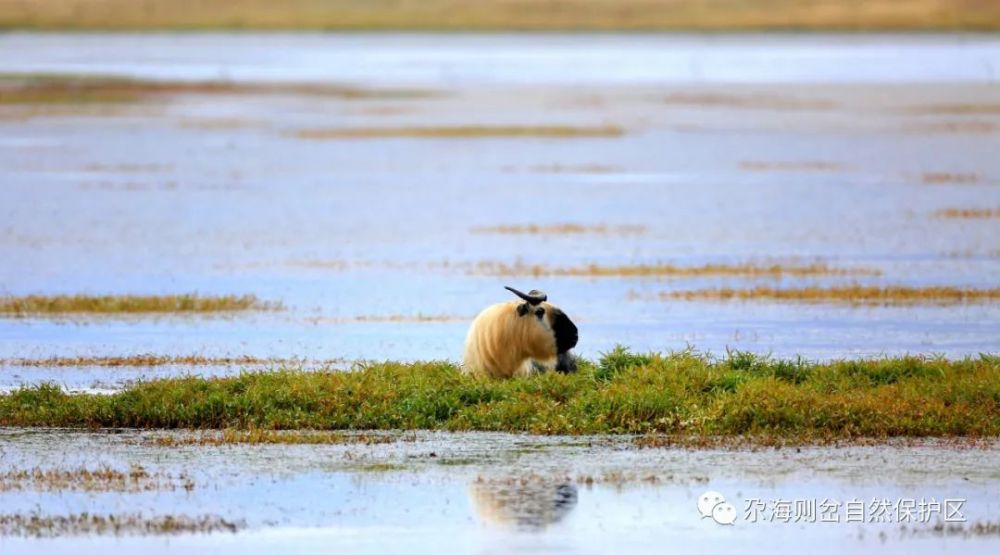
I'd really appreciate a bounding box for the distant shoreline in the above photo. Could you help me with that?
[1,0,997,32]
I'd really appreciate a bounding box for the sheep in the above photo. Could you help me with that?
[462,286,578,379]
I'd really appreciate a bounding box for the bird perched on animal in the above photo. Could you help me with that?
[463,286,578,379]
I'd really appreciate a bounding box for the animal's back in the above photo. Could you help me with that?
[463,302,530,379]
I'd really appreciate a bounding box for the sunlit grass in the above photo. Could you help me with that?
[1,0,996,31]
[656,285,1000,305]
[0,294,278,316]
[293,125,625,140]
[1,348,997,441]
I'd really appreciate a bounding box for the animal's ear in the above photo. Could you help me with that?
[516,303,530,316]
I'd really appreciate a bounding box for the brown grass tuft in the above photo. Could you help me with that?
[740,161,844,172]
[0,294,279,316]
[656,285,1000,306]
[0,74,436,105]
[935,207,1000,219]
[0,465,194,492]
[293,124,625,140]
[2,0,996,31]
[472,260,880,278]
[921,172,982,185]
[471,224,645,235]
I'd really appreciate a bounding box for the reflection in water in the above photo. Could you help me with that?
[469,478,578,531]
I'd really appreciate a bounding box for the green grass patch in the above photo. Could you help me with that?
[0,294,278,316]
[2,348,997,441]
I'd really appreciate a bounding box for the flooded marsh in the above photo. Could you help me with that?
[0,429,998,552]
[0,31,998,554]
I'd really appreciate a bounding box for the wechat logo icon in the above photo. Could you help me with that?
[698,491,737,525]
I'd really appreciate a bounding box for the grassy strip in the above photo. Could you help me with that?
[293,125,625,140]
[472,260,880,278]
[1,348,997,439]
[0,0,996,31]
[0,294,277,315]
[655,285,1000,305]
[0,74,435,105]
[935,207,1000,219]
[472,224,646,235]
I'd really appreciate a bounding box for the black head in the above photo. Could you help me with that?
[548,307,578,354]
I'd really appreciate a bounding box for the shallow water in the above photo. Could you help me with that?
[1,33,999,84]
[1,33,999,392]
[0,430,997,553]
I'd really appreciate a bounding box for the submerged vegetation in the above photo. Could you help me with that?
[921,172,982,185]
[472,224,646,235]
[147,429,405,446]
[740,160,844,172]
[472,260,880,278]
[0,465,194,493]
[1,348,997,441]
[1,0,996,31]
[935,207,1000,219]
[654,285,1000,306]
[0,512,242,537]
[293,125,625,140]
[0,294,278,316]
